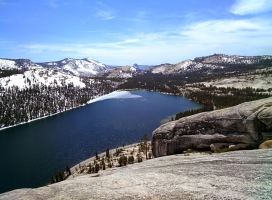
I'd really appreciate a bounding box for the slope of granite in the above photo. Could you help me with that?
[152,97,272,157]
[1,149,272,200]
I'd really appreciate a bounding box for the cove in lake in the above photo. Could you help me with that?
[0,90,201,194]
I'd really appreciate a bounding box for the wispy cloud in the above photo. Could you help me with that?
[230,0,272,15]
[124,10,151,24]
[182,19,262,39]
[95,2,116,21]
[11,16,272,65]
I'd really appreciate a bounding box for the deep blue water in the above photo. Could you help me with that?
[0,91,201,194]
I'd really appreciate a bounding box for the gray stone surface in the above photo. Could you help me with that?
[152,97,272,157]
[1,149,272,200]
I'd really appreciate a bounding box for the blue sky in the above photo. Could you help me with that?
[0,0,272,65]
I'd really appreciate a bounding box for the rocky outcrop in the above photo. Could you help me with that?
[152,97,272,157]
[1,149,272,200]
[259,140,272,149]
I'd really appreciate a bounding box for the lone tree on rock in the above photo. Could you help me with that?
[142,134,149,159]
[106,148,110,158]
[65,165,71,176]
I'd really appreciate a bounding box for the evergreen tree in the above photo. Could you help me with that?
[50,176,56,184]
[65,165,71,176]
[142,134,149,159]
[106,148,110,158]
[95,163,100,173]
[128,155,134,164]
[58,171,64,181]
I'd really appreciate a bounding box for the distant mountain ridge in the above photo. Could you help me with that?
[145,54,272,75]
[0,58,41,70]
[38,57,108,77]
[1,54,272,85]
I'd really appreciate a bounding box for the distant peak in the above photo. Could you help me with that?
[85,57,96,62]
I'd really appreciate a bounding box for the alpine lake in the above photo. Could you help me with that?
[0,90,201,194]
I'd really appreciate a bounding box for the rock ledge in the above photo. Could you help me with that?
[152,97,272,157]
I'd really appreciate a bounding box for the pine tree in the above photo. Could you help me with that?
[95,163,100,173]
[65,165,71,176]
[50,176,56,184]
[106,148,110,158]
[142,134,149,159]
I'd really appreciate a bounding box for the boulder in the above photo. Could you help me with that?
[259,140,272,149]
[152,97,272,157]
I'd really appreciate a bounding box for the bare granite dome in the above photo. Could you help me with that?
[1,149,272,199]
[152,97,272,157]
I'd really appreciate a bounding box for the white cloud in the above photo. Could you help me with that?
[231,0,272,15]
[96,10,115,20]
[179,18,272,55]
[14,17,272,65]
[182,19,263,41]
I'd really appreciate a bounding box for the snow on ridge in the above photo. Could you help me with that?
[88,91,142,104]
[85,57,106,67]
[0,68,86,89]
[59,58,108,76]
[176,60,194,70]
[0,59,17,69]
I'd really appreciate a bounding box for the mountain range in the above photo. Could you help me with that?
[0,54,272,89]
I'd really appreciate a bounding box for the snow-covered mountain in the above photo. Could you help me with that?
[133,64,153,70]
[0,57,110,89]
[194,54,272,65]
[146,60,222,75]
[0,58,40,70]
[39,57,109,77]
[97,65,138,78]
[146,54,272,75]
[0,68,87,89]
[0,57,109,77]
[1,54,272,82]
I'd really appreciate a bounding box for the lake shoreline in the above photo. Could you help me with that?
[69,142,149,176]
[0,90,202,194]
[0,89,190,132]
[0,92,116,132]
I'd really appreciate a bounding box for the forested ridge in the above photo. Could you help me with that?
[1,56,272,128]
[117,72,271,120]
[0,79,114,128]
[175,85,270,120]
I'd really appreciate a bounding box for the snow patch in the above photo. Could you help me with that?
[88,91,142,104]
[0,59,17,69]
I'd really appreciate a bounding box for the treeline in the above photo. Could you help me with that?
[0,69,24,78]
[50,165,71,184]
[118,60,272,93]
[0,80,113,128]
[72,134,151,177]
[175,85,271,120]
[175,106,213,120]
[118,74,187,94]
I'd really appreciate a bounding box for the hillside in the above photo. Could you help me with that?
[39,57,109,77]
[145,54,272,75]
[1,149,271,199]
